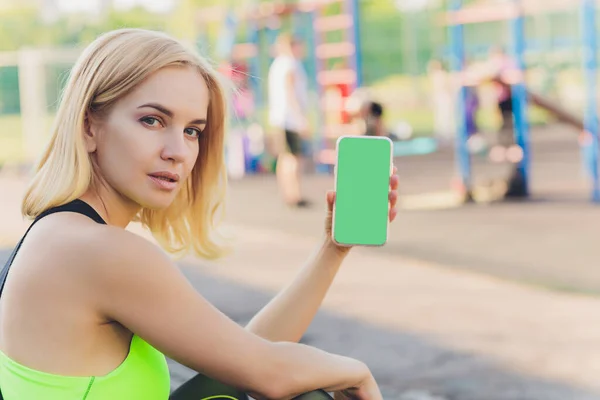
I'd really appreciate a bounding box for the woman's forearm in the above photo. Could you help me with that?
[246,236,347,343]
[267,341,373,399]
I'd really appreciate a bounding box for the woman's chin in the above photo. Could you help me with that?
[136,193,178,211]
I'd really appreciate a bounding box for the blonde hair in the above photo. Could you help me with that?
[22,28,230,260]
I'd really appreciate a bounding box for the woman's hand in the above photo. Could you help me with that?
[324,167,399,255]
[333,373,383,400]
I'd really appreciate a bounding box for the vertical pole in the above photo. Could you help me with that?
[311,7,329,174]
[581,0,600,202]
[448,0,472,195]
[248,20,262,107]
[18,48,47,163]
[303,11,318,93]
[509,0,531,196]
[347,0,363,89]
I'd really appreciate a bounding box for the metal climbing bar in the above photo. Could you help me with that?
[581,0,600,202]
[346,0,362,89]
[448,0,472,194]
[509,0,531,197]
[309,0,363,171]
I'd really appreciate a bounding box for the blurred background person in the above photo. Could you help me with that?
[427,59,456,145]
[485,46,527,197]
[487,46,523,166]
[268,33,311,208]
[345,88,389,138]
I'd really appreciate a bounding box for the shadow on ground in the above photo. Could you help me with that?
[0,248,597,400]
[172,263,599,400]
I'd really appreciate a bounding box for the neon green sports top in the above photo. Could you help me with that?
[0,200,171,399]
[0,335,170,399]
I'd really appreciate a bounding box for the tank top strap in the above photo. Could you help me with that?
[0,199,106,297]
[34,199,106,225]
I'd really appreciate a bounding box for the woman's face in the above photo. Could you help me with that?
[87,66,209,210]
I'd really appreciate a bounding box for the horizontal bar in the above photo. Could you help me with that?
[323,123,361,137]
[232,43,258,59]
[442,0,582,26]
[297,0,345,12]
[0,48,81,67]
[314,14,353,32]
[315,42,355,59]
[444,3,518,25]
[317,69,357,86]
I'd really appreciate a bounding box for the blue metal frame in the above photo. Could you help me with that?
[347,0,363,89]
[216,11,238,60]
[310,8,330,174]
[581,0,600,202]
[247,21,262,107]
[509,0,531,196]
[448,0,472,192]
[303,12,318,93]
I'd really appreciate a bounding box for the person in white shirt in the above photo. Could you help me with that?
[268,33,311,208]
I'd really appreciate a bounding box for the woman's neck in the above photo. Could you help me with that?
[79,184,140,228]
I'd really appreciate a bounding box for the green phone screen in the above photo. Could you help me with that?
[332,136,392,246]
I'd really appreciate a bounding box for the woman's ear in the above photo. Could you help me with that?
[83,113,99,153]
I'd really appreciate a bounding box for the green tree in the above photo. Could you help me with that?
[0,7,48,51]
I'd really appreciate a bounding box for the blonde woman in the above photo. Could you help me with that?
[0,29,399,400]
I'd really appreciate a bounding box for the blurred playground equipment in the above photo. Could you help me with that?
[197,0,445,177]
[0,0,368,176]
[446,0,599,202]
[194,0,370,177]
[1,0,600,204]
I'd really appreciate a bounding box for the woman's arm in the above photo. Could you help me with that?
[78,227,377,399]
[245,236,346,343]
[247,175,399,345]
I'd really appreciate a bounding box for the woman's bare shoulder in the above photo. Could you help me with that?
[18,212,168,278]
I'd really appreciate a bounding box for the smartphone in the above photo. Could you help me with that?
[332,136,393,247]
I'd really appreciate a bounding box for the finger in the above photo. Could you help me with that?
[389,207,398,222]
[390,174,400,191]
[393,166,398,175]
[326,190,335,211]
[389,190,398,208]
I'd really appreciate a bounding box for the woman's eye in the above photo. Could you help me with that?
[140,116,162,128]
[184,127,203,139]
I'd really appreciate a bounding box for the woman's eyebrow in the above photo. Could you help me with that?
[138,103,207,125]
[138,103,173,117]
